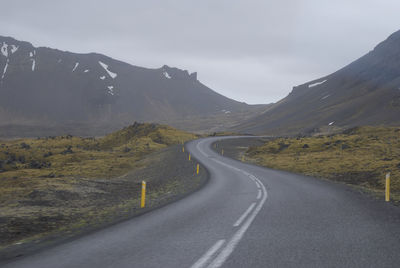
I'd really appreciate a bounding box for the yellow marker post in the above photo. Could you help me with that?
[221,149,224,156]
[182,146,185,153]
[141,181,146,208]
[241,155,244,162]
[189,153,191,161]
[196,164,199,175]
[385,173,390,202]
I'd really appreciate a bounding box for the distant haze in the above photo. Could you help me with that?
[1,0,399,104]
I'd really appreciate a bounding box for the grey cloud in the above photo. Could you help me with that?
[1,0,400,103]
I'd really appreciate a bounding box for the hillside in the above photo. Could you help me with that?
[0,123,206,252]
[234,30,400,135]
[0,122,195,178]
[0,36,267,137]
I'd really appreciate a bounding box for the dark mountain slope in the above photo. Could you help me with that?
[235,30,400,135]
[0,36,267,137]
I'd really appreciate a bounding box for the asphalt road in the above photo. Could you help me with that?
[3,137,400,268]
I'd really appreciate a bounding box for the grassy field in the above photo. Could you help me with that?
[0,122,195,179]
[244,126,400,203]
[0,123,202,255]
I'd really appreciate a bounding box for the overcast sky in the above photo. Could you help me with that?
[1,0,399,104]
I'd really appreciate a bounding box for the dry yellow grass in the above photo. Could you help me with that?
[0,122,195,181]
[0,122,196,217]
[246,126,400,202]
[0,123,198,249]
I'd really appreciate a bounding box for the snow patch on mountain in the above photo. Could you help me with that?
[100,76,106,80]
[29,52,33,57]
[84,69,89,73]
[1,43,8,57]
[328,121,335,126]
[309,79,327,88]
[163,71,171,79]
[31,59,36,71]
[98,61,117,79]
[1,58,9,80]
[321,94,330,100]
[72,62,79,72]
[10,45,18,54]
[107,85,115,95]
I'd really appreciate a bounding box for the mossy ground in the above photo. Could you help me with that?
[0,122,195,180]
[213,127,400,204]
[245,126,400,203]
[0,123,202,255]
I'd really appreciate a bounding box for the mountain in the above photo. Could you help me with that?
[234,30,400,135]
[0,36,267,137]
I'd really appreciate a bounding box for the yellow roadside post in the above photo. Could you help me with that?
[221,149,224,156]
[141,181,146,208]
[182,146,185,153]
[385,173,390,202]
[189,153,191,161]
[241,155,244,161]
[196,164,199,175]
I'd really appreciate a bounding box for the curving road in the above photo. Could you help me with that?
[3,137,400,268]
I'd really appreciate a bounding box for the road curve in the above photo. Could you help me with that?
[3,137,400,268]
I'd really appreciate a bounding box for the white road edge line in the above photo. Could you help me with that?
[191,239,225,268]
[255,181,260,188]
[233,202,256,227]
[256,189,262,200]
[192,139,268,268]
[208,177,268,268]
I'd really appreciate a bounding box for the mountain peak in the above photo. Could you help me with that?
[373,29,400,54]
[161,65,197,81]
[386,29,400,41]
